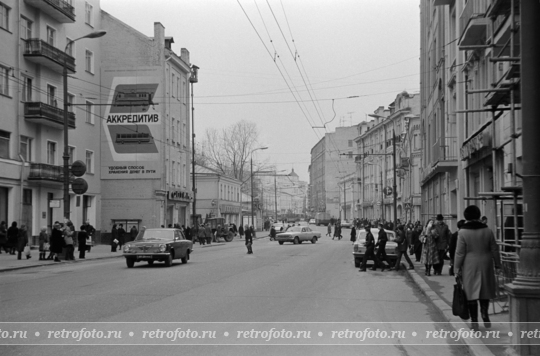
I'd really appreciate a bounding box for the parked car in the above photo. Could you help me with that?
[123,228,193,268]
[340,220,352,228]
[308,219,316,224]
[352,228,397,268]
[275,226,321,245]
[272,223,286,233]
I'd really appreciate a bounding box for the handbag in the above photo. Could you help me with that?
[452,276,470,320]
[24,244,31,257]
[43,243,50,251]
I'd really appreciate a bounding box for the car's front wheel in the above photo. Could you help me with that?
[354,258,361,268]
[164,253,173,267]
[181,251,189,264]
[147,260,154,266]
[294,237,300,245]
[278,241,284,245]
[311,237,317,244]
[126,258,135,268]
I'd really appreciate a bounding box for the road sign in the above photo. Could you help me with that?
[72,178,88,195]
[404,203,411,210]
[71,160,87,177]
[383,187,393,196]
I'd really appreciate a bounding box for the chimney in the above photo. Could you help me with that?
[181,48,190,65]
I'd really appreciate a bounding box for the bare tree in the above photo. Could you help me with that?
[201,120,268,183]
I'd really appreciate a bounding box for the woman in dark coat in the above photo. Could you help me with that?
[111,224,119,252]
[454,205,501,330]
[49,222,65,262]
[350,226,357,244]
[269,226,277,241]
[238,225,244,239]
[17,224,29,260]
[7,221,19,255]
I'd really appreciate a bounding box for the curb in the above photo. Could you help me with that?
[0,253,124,273]
[404,268,496,356]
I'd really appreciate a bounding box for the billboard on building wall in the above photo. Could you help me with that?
[101,67,163,180]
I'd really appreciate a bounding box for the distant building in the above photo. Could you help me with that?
[309,126,358,220]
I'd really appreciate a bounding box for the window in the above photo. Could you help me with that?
[85,100,94,124]
[68,146,75,165]
[0,2,9,31]
[171,74,175,97]
[67,93,74,112]
[172,161,176,185]
[85,150,93,173]
[47,85,57,106]
[0,65,9,96]
[47,141,56,165]
[348,140,353,147]
[183,122,186,147]
[65,38,73,57]
[348,151,353,159]
[20,136,31,162]
[46,26,55,46]
[176,77,180,101]
[85,2,93,26]
[0,130,10,159]
[183,164,186,187]
[85,50,93,73]
[20,16,32,40]
[22,76,32,101]
[182,79,186,105]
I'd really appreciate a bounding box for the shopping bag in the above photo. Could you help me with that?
[452,277,469,320]
[24,244,31,257]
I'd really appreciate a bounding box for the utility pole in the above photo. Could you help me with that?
[504,2,540,355]
[274,174,278,221]
[393,130,398,227]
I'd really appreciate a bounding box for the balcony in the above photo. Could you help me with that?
[459,0,489,50]
[24,0,75,23]
[422,137,458,185]
[28,163,74,183]
[24,39,76,74]
[433,0,454,6]
[24,102,76,129]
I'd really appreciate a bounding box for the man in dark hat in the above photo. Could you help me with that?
[433,214,451,275]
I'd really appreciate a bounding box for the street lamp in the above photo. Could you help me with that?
[250,147,268,228]
[189,64,199,225]
[63,30,106,220]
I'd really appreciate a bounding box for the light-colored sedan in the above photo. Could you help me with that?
[123,228,193,268]
[352,228,397,268]
[340,220,353,228]
[276,226,321,245]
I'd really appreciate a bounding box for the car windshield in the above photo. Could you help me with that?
[286,226,302,232]
[135,229,174,241]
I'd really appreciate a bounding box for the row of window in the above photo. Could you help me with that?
[171,72,187,105]
[171,160,186,188]
[220,183,240,202]
[0,129,94,173]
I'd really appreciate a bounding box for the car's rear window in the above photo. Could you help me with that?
[135,230,174,241]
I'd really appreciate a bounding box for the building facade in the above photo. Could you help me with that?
[259,169,308,221]
[99,15,192,233]
[309,126,358,221]
[355,92,420,224]
[194,164,242,225]
[0,0,103,238]
[421,0,522,237]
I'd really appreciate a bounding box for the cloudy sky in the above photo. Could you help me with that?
[100,0,421,182]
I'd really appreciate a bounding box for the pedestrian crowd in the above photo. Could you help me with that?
[343,205,499,333]
[0,219,97,262]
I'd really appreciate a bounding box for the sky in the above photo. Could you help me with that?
[100,0,421,182]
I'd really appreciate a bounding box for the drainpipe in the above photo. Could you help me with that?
[19,155,25,231]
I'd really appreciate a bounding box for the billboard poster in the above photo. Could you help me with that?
[101,67,163,179]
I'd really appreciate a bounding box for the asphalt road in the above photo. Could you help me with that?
[0,225,471,356]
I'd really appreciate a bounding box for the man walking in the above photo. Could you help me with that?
[78,225,88,259]
[375,224,390,271]
[392,225,414,271]
[433,214,451,275]
[359,225,382,272]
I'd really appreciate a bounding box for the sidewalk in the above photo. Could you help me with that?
[403,258,512,356]
[0,232,270,273]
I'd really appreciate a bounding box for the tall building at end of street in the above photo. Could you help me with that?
[309,125,358,222]
[99,14,193,233]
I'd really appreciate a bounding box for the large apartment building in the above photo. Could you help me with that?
[0,0,103,237]
[99,14,193,232]
[421,0,522,237]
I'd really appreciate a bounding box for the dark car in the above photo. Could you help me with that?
[123,228,193,268]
